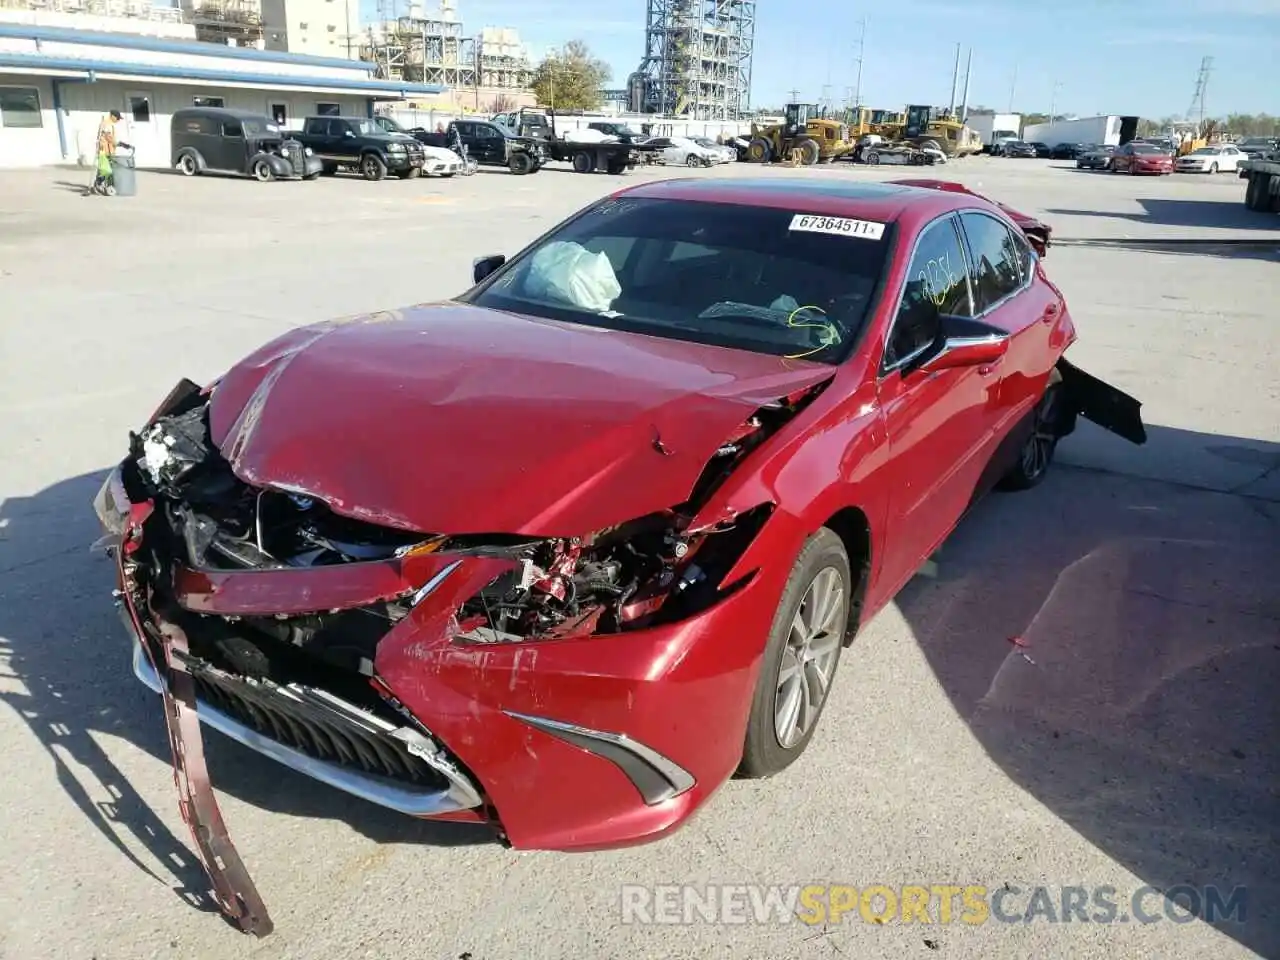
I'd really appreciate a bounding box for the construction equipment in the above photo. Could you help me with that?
[745,103,854,165]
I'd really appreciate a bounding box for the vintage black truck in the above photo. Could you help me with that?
[492,108,656,173]
[288,115,426,180]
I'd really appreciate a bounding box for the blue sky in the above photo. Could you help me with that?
[365,0,1279,116]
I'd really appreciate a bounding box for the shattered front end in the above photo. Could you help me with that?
[98,374,820,917]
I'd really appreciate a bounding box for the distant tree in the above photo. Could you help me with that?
[1022,112,1050,127]
[531,40,611,112]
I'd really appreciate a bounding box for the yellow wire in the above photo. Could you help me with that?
[783,304,839,359]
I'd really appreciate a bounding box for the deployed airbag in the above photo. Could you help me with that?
[526,241,621,313]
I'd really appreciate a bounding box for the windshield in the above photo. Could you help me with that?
[1190,147,1217,155]
[351,119,385,136]
[242,118,279,137]
[463,197,893,364]
[377,116,406,133]
[1131,144,1163,154]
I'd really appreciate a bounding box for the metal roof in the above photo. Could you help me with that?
[0,52,444,98]
[0,22,365,71]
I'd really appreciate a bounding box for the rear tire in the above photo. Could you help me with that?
[572,151,596,173]
[738,528,851,779]
[177,152,200,177]
[998,375,1064,491]
[1208,162,1218,174]
[605,157,627,175]
[794,138,821,165]
[866,151,880,165]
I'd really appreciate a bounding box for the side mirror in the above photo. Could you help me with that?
[472,254,506,284]
[917,317,1010,374]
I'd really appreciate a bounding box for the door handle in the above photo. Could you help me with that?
[1041,303,1059,323]
[978,362,1001,376]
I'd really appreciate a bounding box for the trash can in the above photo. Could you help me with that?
[109,150,137,197]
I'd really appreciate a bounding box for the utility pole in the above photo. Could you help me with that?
[948,42,961,116]
[1049,80,1062,128]
[852,17,866,109]
[1007,64,1018,113]
[959,47,972,122]
[788,87,801,103]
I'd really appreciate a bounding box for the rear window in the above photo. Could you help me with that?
[464,197,894,364]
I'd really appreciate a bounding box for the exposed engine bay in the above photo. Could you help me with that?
[130,379,827,656]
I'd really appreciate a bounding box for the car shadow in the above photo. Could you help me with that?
[893,422,1279,957]
[1047,197,1277,232]
[0,469,496,911]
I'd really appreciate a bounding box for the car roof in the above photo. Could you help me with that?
[173,106,272,123]
[612,177,976,223]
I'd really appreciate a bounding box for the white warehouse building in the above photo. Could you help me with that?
[0,22,444,168]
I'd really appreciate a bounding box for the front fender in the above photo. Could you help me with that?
[252,151,292,177]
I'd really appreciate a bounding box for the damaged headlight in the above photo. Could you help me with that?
[93,467,131,537]
[450,505,773,646]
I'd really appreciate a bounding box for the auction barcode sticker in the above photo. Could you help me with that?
[789,214,886,240]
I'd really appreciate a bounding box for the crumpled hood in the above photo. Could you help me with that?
[207,304,831,536]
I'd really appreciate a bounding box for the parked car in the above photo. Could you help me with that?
[587,121,649,144]
[170,107,322,181]
[690,137,735,163]
[647,135,721,166]
[1110,141,1174,175]
[289,115,427,180]
[97,177,1145,930]
[1174,143,1245,174]
[371,116,464,176]
[1051,142,1085,159]
[1076,144,1115,169]
[1236,137,1280,161]
[1028,141,1053,158]
[1001,140,1038,158]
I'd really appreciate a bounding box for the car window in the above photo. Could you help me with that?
[884,215,970,368]
[326,119,346,137]
[222,120,243,138]
[465,197,893,364]
[454,122,473,137]
[959,212,1025,313]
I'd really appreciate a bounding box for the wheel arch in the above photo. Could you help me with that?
[820,507,872,643]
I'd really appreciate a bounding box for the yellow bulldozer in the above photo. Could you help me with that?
[745,103,856,164]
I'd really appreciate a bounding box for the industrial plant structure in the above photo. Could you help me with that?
[630,0,756,120]
[361,0,533,108]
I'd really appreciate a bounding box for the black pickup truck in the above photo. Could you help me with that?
[288,115,426,181]
[493,109,655,173]
[413,119,545,174]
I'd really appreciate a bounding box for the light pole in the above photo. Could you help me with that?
[1049,80,1062,129]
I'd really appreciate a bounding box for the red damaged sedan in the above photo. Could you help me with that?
[96,177,1144,912]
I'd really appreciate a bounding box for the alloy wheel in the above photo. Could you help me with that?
[1021,387,1061,481]
[773,567,845,749]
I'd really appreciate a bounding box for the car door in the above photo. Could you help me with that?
[1112,143,1131,172]
[471,124,500,163]
[956,210,1060,445]
[873,214,1001,598]
[219,118,246,173]
[1222,146,1240,171]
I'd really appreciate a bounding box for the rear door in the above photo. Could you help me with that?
[872,214,1000,601]
[956,210,1060,443]
[219,117,246,172]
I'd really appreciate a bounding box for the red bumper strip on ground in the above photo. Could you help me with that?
[127,580,274,935]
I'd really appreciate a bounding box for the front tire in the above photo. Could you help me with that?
[509,151,534,175]
[739,528,851,779]
[998,376,1064,491]
[1208,162,1218,174]
[252,159,274,182]
[572,151,596,173]
[397,166,421,179]
[360,153,387,181]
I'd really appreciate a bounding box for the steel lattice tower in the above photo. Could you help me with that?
[629,0,756,119]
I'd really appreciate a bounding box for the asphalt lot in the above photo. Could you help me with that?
[0,156,1277,960]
